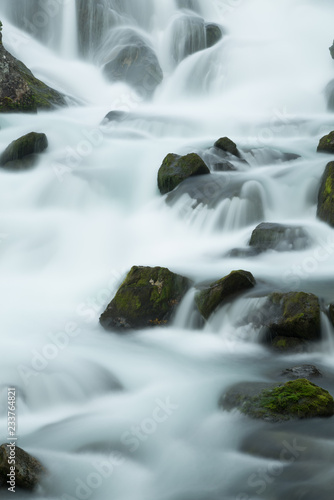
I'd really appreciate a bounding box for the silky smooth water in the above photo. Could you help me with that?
[1,1,334,499]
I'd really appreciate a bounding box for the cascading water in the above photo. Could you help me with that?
[1,1,334,499]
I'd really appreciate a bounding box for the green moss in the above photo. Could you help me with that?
[317,131,334,153]
[317,162,334,226]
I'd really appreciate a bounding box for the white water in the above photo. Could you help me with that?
[1,1,334,499]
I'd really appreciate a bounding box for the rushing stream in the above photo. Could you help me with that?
[1,0,334,499]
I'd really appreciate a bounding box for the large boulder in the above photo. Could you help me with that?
[261,292,321,349]
[102,29,163,98]
[100,266,190,330]
[0,444,46,491]
[220,378,334,422]
[157,153,210,195]
[317,162,334,227]
[249,222,310,252]
[0,24,66,113]
[317,131,334,154]
[0,132,48,169]
[195,270,256,320]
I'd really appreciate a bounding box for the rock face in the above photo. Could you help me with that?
[317,131,334,154]
[100,266,190,330]
[157,153,210,195]
[261,292,321,349]
[214,137,241,158]
[220,378,334,422]
[0,444,46,491]
[195,270,256,320]
[0,132,48,169]
[249,222,310,252]
[102,29,163,98]
[0,24,66,113]
[317,162,334,227]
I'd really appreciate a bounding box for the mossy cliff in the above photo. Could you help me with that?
[221,378,334,422]
[100,266,190,330]
[0,22,66,112]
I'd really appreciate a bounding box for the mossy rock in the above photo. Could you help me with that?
[0,132,48,169]
[100,266,190,331]
[221,378,334,422]
[317,131,334,154]
[329,303,334,326]
[0,24,66,113]
[317,161,334,227]
[195,270,256,320]
[157,153,210,195]
[263,292,321,345]
[214,137,241,158]
[249,222,309,252]
[0,444,46,491]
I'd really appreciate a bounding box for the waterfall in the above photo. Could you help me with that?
[1,1,334,499]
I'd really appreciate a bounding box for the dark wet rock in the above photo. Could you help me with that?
[205,23,223,48]
[158,153,210,195]
[271,336,309,353]
[170,15,222,65]
[317,131,334,154]
[281,365,322,379]
[100,266,190,330]
[102,29,163,98]
[330,41,334,59]
[195,270,256,320]
[0,132,48,169]
[226,247,260,258]
[261,292,321,350]
[317,161,334,227]
[214,137,241,158]
[0,444,46,491]
[249,222,310,252]
[243,146,301,165]
[329,303,334,326]
[102,110,128,123]
[0,25,65,113]
[220,378,334,422]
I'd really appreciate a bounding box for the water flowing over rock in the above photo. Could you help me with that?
[249,222,310,252]
[317,131,334,154]
[214,137,242,159]
[195,270,256,320]
[0,25,65,112]
[100,266,190,330]
[0,132,48,169]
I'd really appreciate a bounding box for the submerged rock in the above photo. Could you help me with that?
[330,40,334,59]
[317,131,334,154]
[0,444,46,491]
[158,153,210,195]
[0,24,66,113]
[0,132,48,169]
[195,270,256,320]
[249,222,310,252]
[281,365,322,379]
[317,161,334,227]
[261,292,321,349]
[214,137,241,158]
[100,266,190,330]
[102,29,163,98]
[220,378,334,422]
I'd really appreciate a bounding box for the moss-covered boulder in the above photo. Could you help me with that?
[157,153,210,195]
[317,162,334,227]
[205,23,223,48]
[0,444,46,491]
[0,24,66,113]
[0,132,48,169]
[317,131,334,154]
[100,266,190,331]
[262,292,321,348]
[214,137,241,158]
[195,270,256,320]
[221,379,334,422]
[249,222,309,252]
